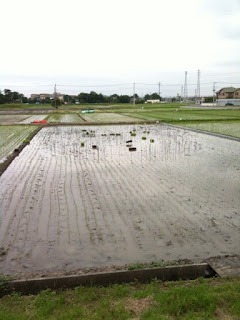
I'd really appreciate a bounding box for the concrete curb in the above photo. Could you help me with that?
[5,264,217,295]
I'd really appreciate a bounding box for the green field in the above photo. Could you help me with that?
[47,113,83,123]
[1,103,240,138]
[0,126,37,162]
[0,104,54,110]
[0,277,239,319]
[81,112,144,123]
[175,120,240,138]
[122,109,240,122]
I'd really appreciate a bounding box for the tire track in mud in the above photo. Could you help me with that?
[0,144,41,214]
[109,154,169,239]
[68,156,81,244]
[78,158,103,244]
[105,158,160,248]
[162,159,240,249]
[132,153,238,256]
[72,156,92,246]
[0,147,43,242]
[15,154,54,262]
[82,157,119,244]
[56,155,64,245]
[64,156,71,243]
[47,155,59,244]
[129,156,210,242]
[0,128,49,214]
[71,146,99,245]
[85,156,126,244]
[92,159,140,248]
[0,155,45,260]
[118,147,204,248]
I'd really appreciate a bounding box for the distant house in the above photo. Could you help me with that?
[216,87,239,99]
[233,88,240,99]
[30,94,40,100]
[216,87,240,106]
[30,92,64,101]
[40,93,54,100]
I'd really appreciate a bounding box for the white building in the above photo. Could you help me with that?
[145,99,160,104]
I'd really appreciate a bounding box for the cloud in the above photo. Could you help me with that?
[201,0,240,16]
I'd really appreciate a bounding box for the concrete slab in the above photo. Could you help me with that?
[207,255,240,277]
[4,263,216,296]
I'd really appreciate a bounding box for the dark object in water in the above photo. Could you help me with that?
[129,147,137,152]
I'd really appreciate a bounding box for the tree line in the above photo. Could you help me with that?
[0,89,162,105]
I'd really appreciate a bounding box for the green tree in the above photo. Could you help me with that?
[51,98,61,108]
[144,94,151,101]
[78,92,89,103]
[150,93,161,100]
[119,95,130,103]
[0,93,6,104]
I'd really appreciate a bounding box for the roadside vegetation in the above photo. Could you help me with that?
[0,277,240,319]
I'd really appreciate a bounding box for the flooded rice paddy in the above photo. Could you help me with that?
[0,126,36,163]
[48,113,83,123]
[0,124,239,275]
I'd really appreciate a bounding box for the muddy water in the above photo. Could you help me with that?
[0,125,239,276]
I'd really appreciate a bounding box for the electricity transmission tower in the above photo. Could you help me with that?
[196,69,200,104]
[183,71,188,102]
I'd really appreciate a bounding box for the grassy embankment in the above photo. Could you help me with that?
[0,277,240,319]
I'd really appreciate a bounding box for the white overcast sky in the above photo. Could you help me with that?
[1,0,240,97]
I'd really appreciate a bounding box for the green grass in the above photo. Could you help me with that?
[0,277,240,319]
[0,126,37,162]
[124,109,240,122]
[172,120,240,138]
[0,104,54,110]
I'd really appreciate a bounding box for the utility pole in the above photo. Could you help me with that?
[196,69,200,104]
[213,82,216,106]
[184,71,188,102]
[54,83,57,109]
[158,82,161,100]
[133,82,135,106]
